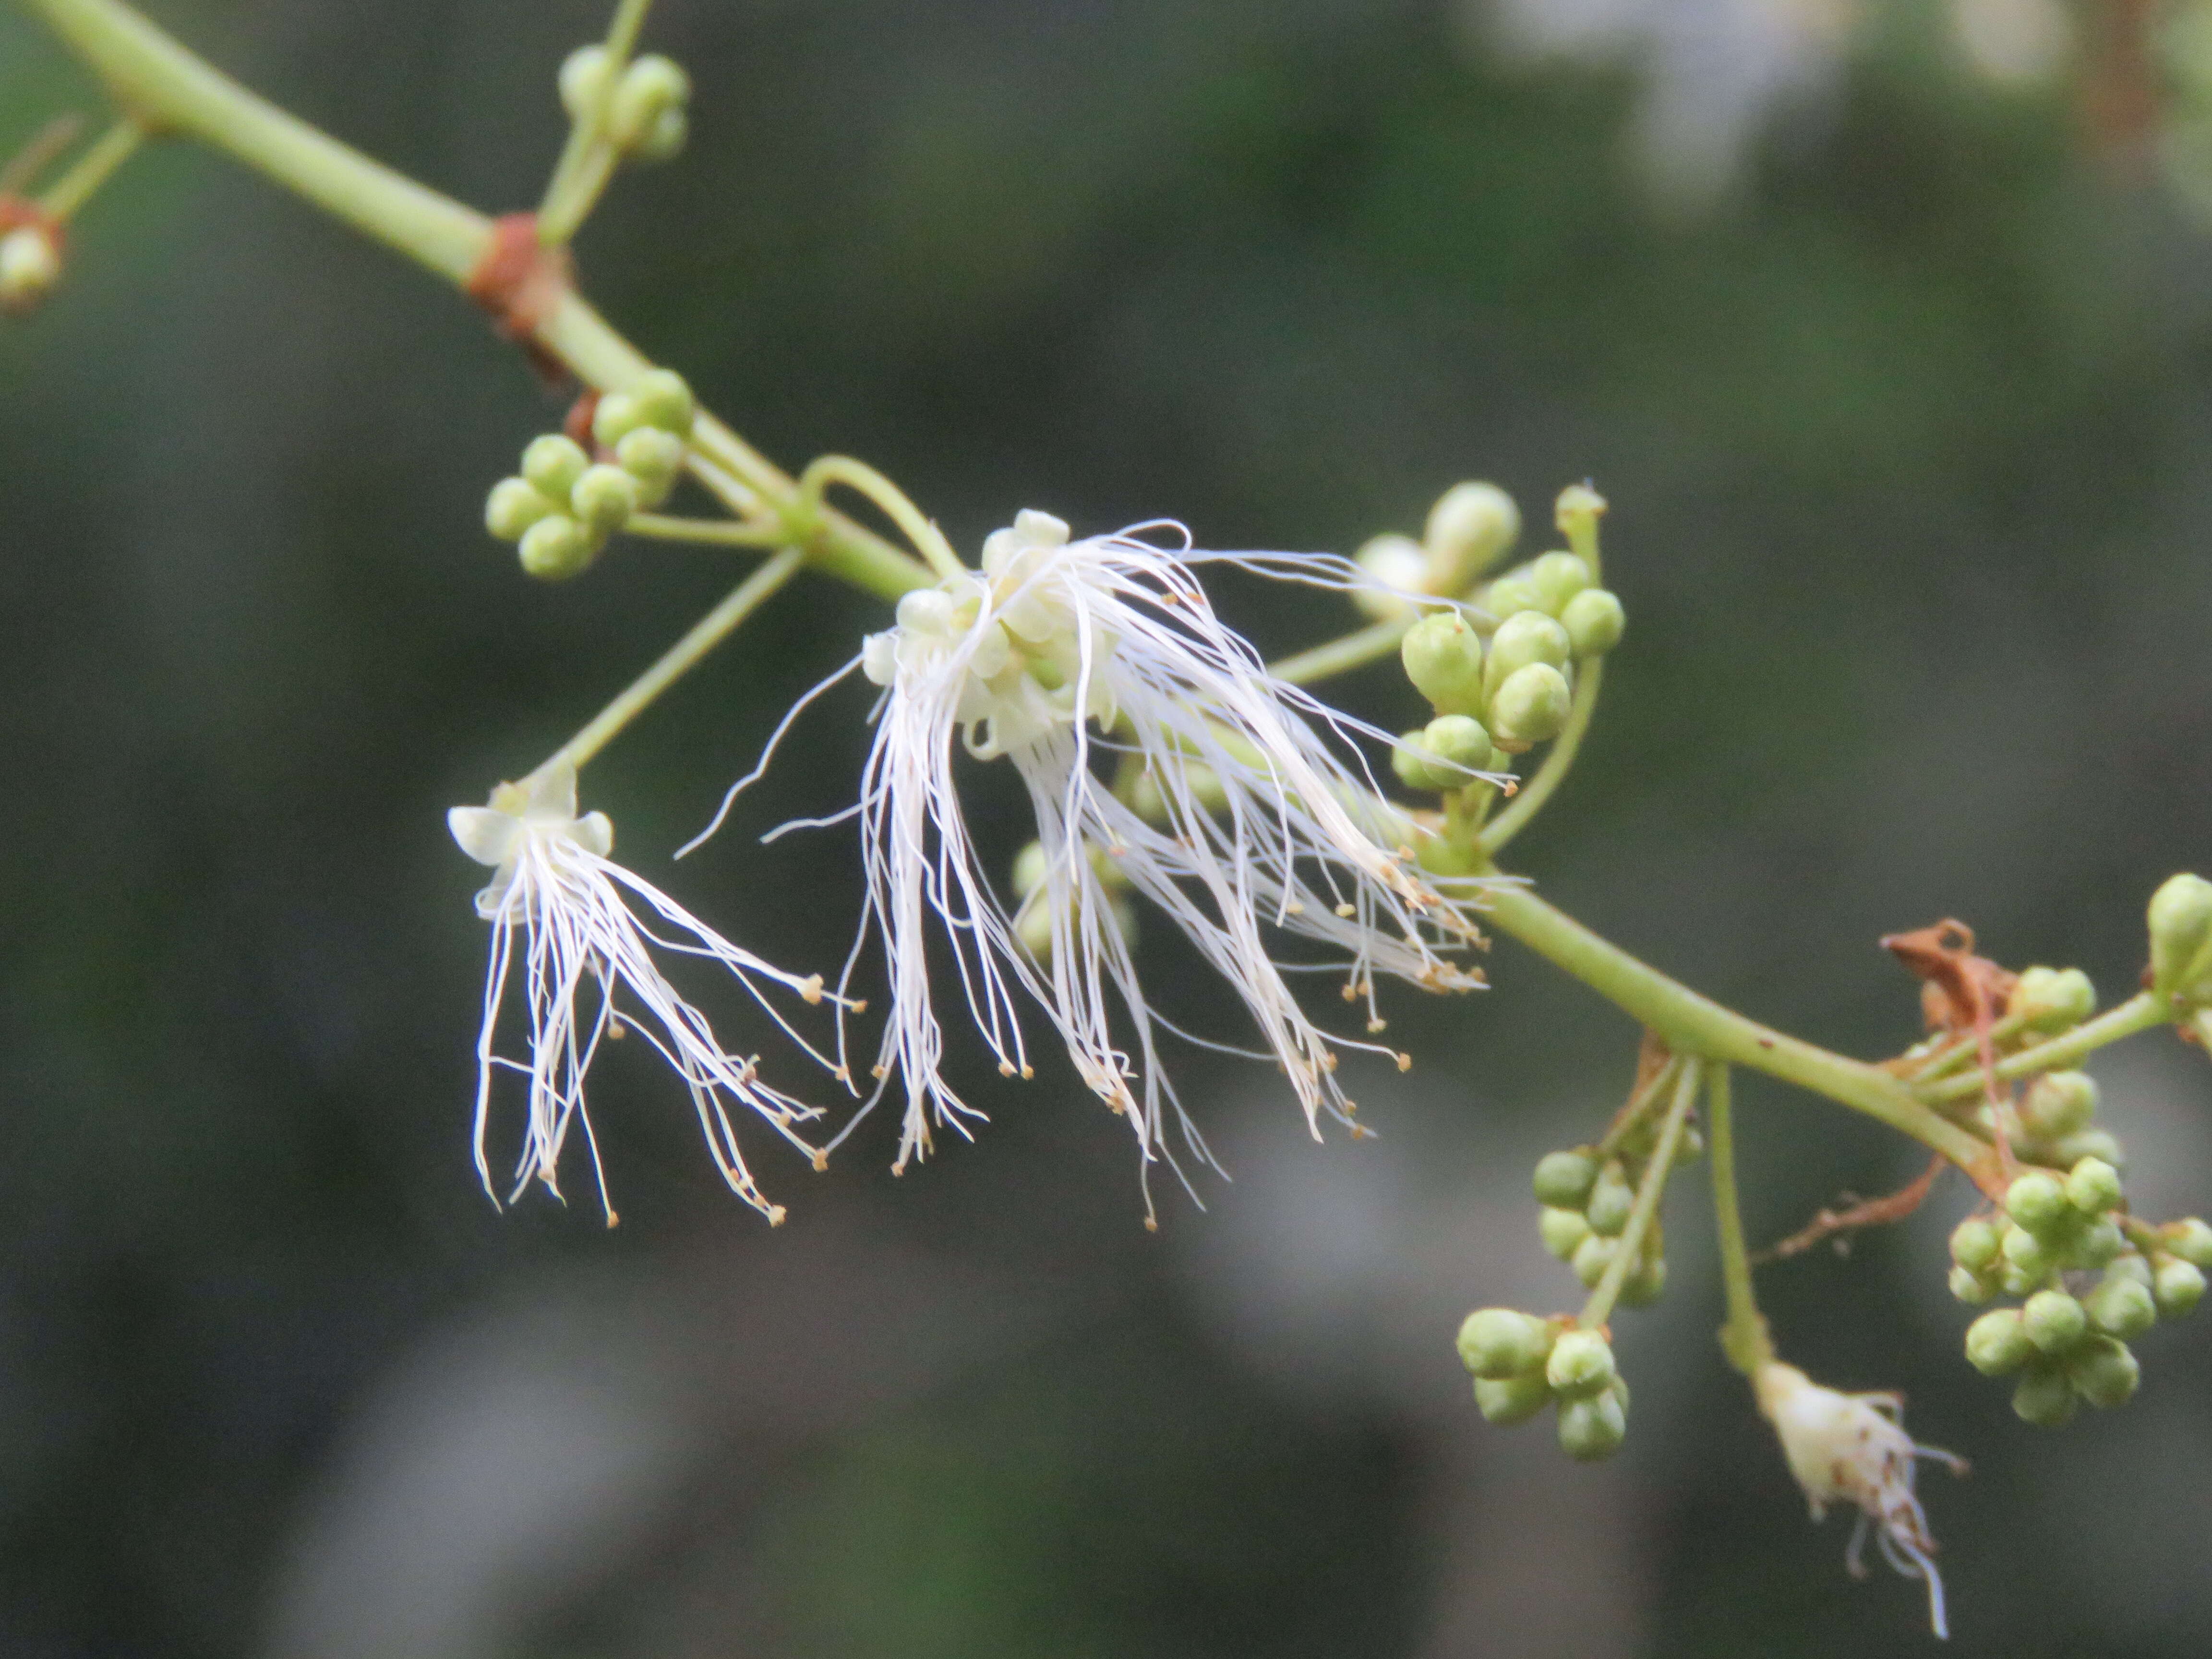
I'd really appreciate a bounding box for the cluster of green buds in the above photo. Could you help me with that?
[483,370,694,579]
[559,44,692,163]
[1456,1311,1630,1461]
[1952,1147,2212,1425]
[1390,487,1624,793]
[1531,1117,1700,1307]
[2149,872,2212,1047]
[1354,481,1522,617]
[0,219,61,313]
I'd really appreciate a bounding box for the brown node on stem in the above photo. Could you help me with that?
[1879,918,2019,1105]
[564,388,602,451]
[0,194,63,243]
[464,212,574,385]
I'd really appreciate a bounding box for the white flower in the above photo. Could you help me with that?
[450,759,835,1225]
[1755,1361,1970,1639]
[833,509,1482,1202]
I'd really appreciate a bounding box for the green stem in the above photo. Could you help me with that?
[623,512,788,547]
[1706,1065,1773,1376]
[36,114,142,218]
[1918,991,2167,1105]
[1470,880,2004,1192]
[536,0,654,244]
[532,544,806,778]
[1478,657,1602,855]
[1268,617,1412,687]
[1580,1058,1698,1329]
[1596,1053,1681,1159]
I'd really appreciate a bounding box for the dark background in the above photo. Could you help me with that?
[5,0,2212,1654]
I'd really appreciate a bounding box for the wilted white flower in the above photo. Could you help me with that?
[450,758,835,1225]
[1755,1360,1969,1638]
[800,509,1482,1204]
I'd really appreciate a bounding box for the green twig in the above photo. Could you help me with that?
[1918,991,2166,1104]
[1706,1065,1773,1376]
[1269,617,1413,687]
[1581,1058,1698,1329]
[536,0,655,243]
[35,115,142,218]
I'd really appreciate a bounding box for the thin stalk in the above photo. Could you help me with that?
[1269,616,1412,687]
[1596,1053,1683,1159]
[623,512,790,547]
[536,0,655,243]
[1581,1058,1699,1329]
[798,455,964,581]
[36,115,142,219]
[1706,1065,1774,1376]
[1918,991,2166,1105]
[1469,880,2005,1193]
[531,545,806,778]
[1478,658,1602,854]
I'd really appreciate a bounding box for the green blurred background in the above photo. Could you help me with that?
[4,0,2212,1654]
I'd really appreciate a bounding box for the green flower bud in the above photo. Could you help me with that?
[521,433,590,502]
[1490,662,1573,746]
[2154,1255,2207,1318]
[1014,896,1055,959]
[2162,1218,2212,1269]
[635,105,688,164]
[609,55,692,152]
[1533,1149,1599,1209]
[1481,574,1543,619]
[2066,1157,2123,1217]
[1391,732,1447,793]
[1964,1308,2034,1375]
[1948,1264,1995,1305]
[2007,1170,2071,1236]
[1419,714,1494,784]
[517,514,597,581]
[2022,1288,2089,1354]
[1401,613,1485,716]
[1557,1385,1628,1461]
[1584,1160,1635,1237]
[1483,611,1573,698]
[1554,482,1606,557]
[1010,840,1050,898]
[2066,1216,2127,1271]
[559,44,613,120]
[2085,1272,2157,1339]
[1352,533,1429,621]
[1422,481,1520,594]
[569,463,641,538]
[1539,1205,1591,1262]
[2147,873,2212,1005]
[1618,1251,1667,1308]
[1950,1215,2003,1274]
[1457,1308,1555,1380]
[2001,1222,2054,1281]
[2106,1251,2154,1288]
[1545,1330,1616,1398]
[0,225,62,313]
[2051,1128,2124,1170]
[1474,1370,1552,1426]
[1997,1256,2042,1298]
[1526,551,1593,616]
[1571,1232,1618,1289]
[592,391,648,447]
[616,426,686,503]
[1560,588,1626,660]
[2020,1071,2098,1140]
[2068,1334,2141,1409]
[485,476,560,541]
[2010,966,2097,1031]
[2012,1363,2079,1428]
[630,367,696,435]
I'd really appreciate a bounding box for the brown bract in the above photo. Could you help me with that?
[464,212,573,386]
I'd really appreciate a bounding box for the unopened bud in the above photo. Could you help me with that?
[2066,1156,2122,1216]
[1533,1149,1599,1208]
[2020,1071,2097,1140]
[630,367,696,435]
[2068,1334,2140,1408]
[559,44,614,120]
[2012,1362,2078,1427]
[1560,588,1626,659]
[592,390,648,447]
[1948,1264,1995,1304]
[1554,482,1607,560]
[2051,1128,2124,1170]
[1473,1370,1552,1426]
[1010,841,1050,898]
[1584,1160,1635,1237]
[1481,573,1542,618]
[635,106,688,163]
[1423,481,1520,594]
[1964,1308,2033,1375]
[1457,1308,1554,1380]
[570,463,640,538]
[1538,1205,1590,1261]
[609,55,692,153]
[2022,1288,2089,1354]
[1419,714,1493,784]
[2148,873,2212,1005]
[616,426,686,502]
[1950,1214,2003,1273]
[2154,1255,2207,1318]
[2010,965,2096,1031]
[2067,1216,2126,1270]
[1483,611,1573,698]
[485,476,560,541]
[521,433,590,502]
[2161,1217,2212,1269]
[1570,1232,1618,1289]
[1391,731,1446,793]
[518,514,596,580]
[1545,1330,1616,1398]
[1400,613,1485,715]
[1352,533,1429,620]
[2006,1170,2070,1235]
[1526,550,1593,615]
[1557,1384,1628,1461]
[1618,1251,1667,1307]
[1490,662,1573,746]
[0,225,61,313]
[2085,1272,2157,1339]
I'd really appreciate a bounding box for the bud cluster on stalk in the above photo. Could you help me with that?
[1530,1118,1700,1309]
[559,44,692,162]
[1456,1310,1630,1461]
[483,370,694,579]
[1950,1141,2212,1426]
[2149,872,2212,1047]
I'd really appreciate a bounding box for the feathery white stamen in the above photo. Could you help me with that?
[1755,1361,1969,1639]
[836,509,1485,1193]
[450,759,834,1225]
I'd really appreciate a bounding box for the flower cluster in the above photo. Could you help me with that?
[482,370,695,579]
